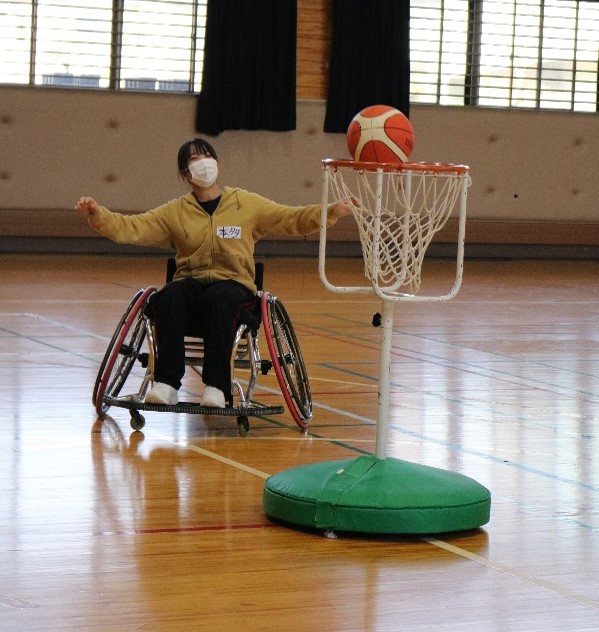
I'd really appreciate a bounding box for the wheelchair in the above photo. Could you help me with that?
[92,260,312,436]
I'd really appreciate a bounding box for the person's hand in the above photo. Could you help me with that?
[74,196,100,216]
[331,198,355,218]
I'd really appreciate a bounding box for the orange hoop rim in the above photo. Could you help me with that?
[322,158,470,175]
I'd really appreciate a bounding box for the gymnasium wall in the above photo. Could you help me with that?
[0,0,597,256]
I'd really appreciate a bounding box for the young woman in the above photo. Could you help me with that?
[75,138,350,407]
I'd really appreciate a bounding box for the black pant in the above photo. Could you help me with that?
[149,278,256,397]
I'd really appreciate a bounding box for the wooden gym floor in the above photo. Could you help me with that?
[0,253,598,631]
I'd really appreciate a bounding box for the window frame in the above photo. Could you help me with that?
[0,0,207,93]
[409,0,599,113]
[1,0,597,112]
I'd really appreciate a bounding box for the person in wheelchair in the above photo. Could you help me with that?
[75,138,350,408]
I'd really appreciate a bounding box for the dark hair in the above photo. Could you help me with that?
[177,138,218,174]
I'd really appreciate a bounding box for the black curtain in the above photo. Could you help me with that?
[195,0,297,135]
[324,0,410,133]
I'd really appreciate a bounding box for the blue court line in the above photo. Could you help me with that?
[0,324,101,365]
[303,316,599,401]
[493,494,598,533]
[312,370,599,494]
[320,362,596,441]
[6,314,597,495]
[299,317,598,436]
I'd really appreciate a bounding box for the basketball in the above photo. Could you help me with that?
[347,105,414,163]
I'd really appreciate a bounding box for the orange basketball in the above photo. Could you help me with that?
[347,105,414,163]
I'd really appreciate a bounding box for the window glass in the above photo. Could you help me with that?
[0,0,207,92]
[410,0,599,112]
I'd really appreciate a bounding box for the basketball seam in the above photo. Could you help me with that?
[351,108,412,163]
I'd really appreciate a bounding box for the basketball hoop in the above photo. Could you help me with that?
[263,158,490,535]
[319,159,471,301]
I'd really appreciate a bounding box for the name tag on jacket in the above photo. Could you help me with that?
[216,226,242,239]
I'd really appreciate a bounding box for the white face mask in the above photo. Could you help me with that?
[188,157,218,187]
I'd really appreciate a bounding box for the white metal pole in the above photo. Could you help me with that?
[318,166,331,286]
[373,168,393,460]
[319,166,372,295]
[375,299,394,460]
[371,169,384,284]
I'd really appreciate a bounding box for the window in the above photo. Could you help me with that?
[410,0,599,112]
[1,0,598,111]
[0,0,207,92]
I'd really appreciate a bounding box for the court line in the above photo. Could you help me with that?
[149,427,599,611]
[228,436,376,443]
[151,430,270,479]
[424,537,599,609]
[0,325,104,364]
[0,312,109,340]
[298,319,599,400]
[312,396,599,493]
[251,378,599,494]
[95,523,276,537]
[5,312,596,493]
[318,362,599,439]
[7,313,598,599]
[310,375,378,389]
[250,389,599,530]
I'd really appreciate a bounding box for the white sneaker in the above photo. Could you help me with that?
[201,385,226,408]
[145,382,178,405]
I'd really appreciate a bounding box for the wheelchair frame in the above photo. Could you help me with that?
[92,266,312,436]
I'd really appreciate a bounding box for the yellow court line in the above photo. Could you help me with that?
[424,537,599,610]
[257,437,376,443]
[309,375,378,388]
[150,428,599,611]
[151,430,270,479]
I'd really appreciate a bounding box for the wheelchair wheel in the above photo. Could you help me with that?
[261,292,313,430]
[93,287,156,416]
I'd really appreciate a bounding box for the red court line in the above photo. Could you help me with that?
[95,522,276,536]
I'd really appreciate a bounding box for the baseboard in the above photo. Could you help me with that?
[1,235,597,260]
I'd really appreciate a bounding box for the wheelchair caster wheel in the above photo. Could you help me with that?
[237,416,250,437]
[130,411,146,431]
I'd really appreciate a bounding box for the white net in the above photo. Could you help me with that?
[326,162,469,294]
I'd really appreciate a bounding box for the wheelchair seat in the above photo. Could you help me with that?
[92,259,313,436]
[166,257,264,291]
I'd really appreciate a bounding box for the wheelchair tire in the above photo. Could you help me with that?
[261,292,313,430]
[93,287,156,416]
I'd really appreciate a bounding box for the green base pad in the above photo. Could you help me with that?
[263,455,491,534]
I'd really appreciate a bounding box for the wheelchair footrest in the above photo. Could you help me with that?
[104,395,284,418]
